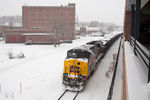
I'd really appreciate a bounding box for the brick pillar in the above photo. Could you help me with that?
[124,11,131,41]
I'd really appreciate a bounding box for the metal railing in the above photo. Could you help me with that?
[129,34,150,83]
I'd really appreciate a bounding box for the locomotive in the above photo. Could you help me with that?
[62,33,122,91]
[62,40,105,91]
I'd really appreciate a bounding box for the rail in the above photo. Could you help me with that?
[129,34,150,83]
[107,36,123,100]
[58,90,68,100]
[58,90,80,100]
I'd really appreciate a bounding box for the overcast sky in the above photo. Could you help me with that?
[0,0,125,25]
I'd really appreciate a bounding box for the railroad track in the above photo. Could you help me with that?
[58,90,80,100]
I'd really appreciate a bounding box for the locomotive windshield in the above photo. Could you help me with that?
[67,49,90,59]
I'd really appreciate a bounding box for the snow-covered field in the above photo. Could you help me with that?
[0,34,121,100]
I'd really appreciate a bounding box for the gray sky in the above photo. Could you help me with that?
[0,0,125,25]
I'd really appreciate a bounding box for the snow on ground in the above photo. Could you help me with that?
[0,34,121,100]
[124,41,150,100]
[0,36,102,100]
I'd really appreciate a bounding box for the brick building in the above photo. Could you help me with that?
[124,0,150,44]
[5,3,75,44]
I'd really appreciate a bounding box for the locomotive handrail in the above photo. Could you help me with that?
[129,34,150,83]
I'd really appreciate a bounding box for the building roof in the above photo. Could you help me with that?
[86,27,100,31]
[21,33,54,36]
[22,3,75,8]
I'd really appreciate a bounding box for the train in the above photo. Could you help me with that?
[62,34,122,91]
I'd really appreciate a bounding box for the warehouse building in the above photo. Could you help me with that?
[5,3,75,44]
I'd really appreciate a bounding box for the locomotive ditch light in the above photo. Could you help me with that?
[63,73,68,76]
[65,77,70,81]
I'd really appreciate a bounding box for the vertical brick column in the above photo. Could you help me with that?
[124,11,131,41]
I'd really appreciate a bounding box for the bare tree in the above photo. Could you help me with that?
[53,18,65,47]
[88,21,100,27]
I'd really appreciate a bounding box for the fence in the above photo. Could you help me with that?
[129,34,150,83]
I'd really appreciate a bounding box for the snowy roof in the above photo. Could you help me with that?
[21,33,54,36]
[3,23,9,26]
[91,32,102,35]
[13,23,22,27]
[86,27,100,31]
[75,27,80,30]
[86,40,104,46]
[71,44,95,55]
[65,58,88,63]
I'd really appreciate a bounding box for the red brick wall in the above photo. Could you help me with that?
[22,4,75,40]
[5,34,25,43]
[124,11,131,41]
[5,4,75,43]
[25,35,55,44]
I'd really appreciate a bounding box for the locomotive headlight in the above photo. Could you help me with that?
[65,78,68,81]
[65,73,68,76]
[63,73,68,76]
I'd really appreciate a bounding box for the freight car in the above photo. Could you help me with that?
[62,34,122,91]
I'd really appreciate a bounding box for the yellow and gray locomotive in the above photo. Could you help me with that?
[62,41,104,91]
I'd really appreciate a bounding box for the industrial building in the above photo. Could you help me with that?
[5,3,75,44]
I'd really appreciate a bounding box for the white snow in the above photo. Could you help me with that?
[0,34,121,100]
[65,58,88,63]
[22,33,54,36]
[124,41,150,100]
